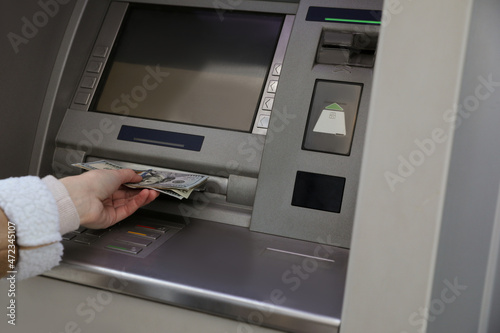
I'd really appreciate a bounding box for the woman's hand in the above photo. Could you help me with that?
[60,169,159,229]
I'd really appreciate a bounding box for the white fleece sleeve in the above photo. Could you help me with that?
[0,176,64,280]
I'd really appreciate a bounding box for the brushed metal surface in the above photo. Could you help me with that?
[45,217,348,333]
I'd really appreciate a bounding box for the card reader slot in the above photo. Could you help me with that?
[316,30,378,67]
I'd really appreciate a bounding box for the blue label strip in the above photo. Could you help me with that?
[118,125,204,152]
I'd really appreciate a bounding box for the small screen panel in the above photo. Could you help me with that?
[93,5,284,132]
[303,80,363,155]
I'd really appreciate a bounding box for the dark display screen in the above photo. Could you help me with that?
[93,5,284,132]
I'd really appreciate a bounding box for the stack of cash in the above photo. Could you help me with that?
[72,160,208,200]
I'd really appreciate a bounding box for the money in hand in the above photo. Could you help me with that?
[129,170,207,191]
[72,160,125,171]
[71,160,208,200]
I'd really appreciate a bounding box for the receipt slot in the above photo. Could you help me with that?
[303,80,363,155]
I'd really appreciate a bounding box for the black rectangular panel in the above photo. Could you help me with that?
[291,171,346,213]
[306,7,382,25]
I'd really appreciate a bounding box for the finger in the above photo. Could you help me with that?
[115,168,144,185]
[144,189,160,205]
[133,189,159,207]
[112,189,153,222]
[110,187,154,203]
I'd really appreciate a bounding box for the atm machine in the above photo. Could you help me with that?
[27,0,383,332]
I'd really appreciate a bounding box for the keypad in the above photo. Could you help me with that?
[62,219,182,258]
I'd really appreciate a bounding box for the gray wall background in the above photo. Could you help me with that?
[0,0,76,178]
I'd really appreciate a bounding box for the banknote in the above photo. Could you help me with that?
[128,170,207,191]
[144,187,185,200]
[72,160,208,199]
[72,160,126,171]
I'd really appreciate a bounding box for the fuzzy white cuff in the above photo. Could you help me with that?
[16,243,64,280]
[0,176,63,280]
[0,176,61,247]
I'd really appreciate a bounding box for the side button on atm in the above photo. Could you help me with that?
[257,115,270,129]
[93,46,109,58]
[272,63,282,76]
[74,92,91,105]
[268,80,278,93]
[81,76,97,89]
[87,61,103,73]
[262,97,274,111]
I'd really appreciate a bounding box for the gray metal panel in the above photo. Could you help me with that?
[126,0,299,13]
[339,0,474,331]
[250,0,382,248]
[36,0,298,180]
[0,0,76,178]
[427,0,500,332]
[69,2,128,111]
[45,218,348,333]
[30,0,113,176]
[252,15,295,135]
[55,110,263,178]
[0,277,284,333]
[484,196,500,333]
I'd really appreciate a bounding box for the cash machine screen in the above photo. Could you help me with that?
[92,5,284,132]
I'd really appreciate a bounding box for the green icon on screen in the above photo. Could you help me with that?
[325,103,343,111]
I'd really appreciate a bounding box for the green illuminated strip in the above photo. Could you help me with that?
[108,245,127,251]
[325,18,381,25]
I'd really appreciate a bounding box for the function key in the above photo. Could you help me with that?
[127,229,161,240]
[62,232,78,241]
[74,92,91,105]
[81,76,97,89]
[74,234,98,245]
[267,80,278,93]
[114,236,152,247]
[87,61,103,73]
[262,97,274,111]
[257,115,270,129]
[106,242,142,254]
[84,229,108,237]
[272,63,282,76]
[135,224,169,233]
[75,226,87,234]
[93,46,109,58]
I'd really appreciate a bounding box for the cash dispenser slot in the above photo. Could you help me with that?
[316,30,378,67]
[81,157,256,227]
[83,157,258,207]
